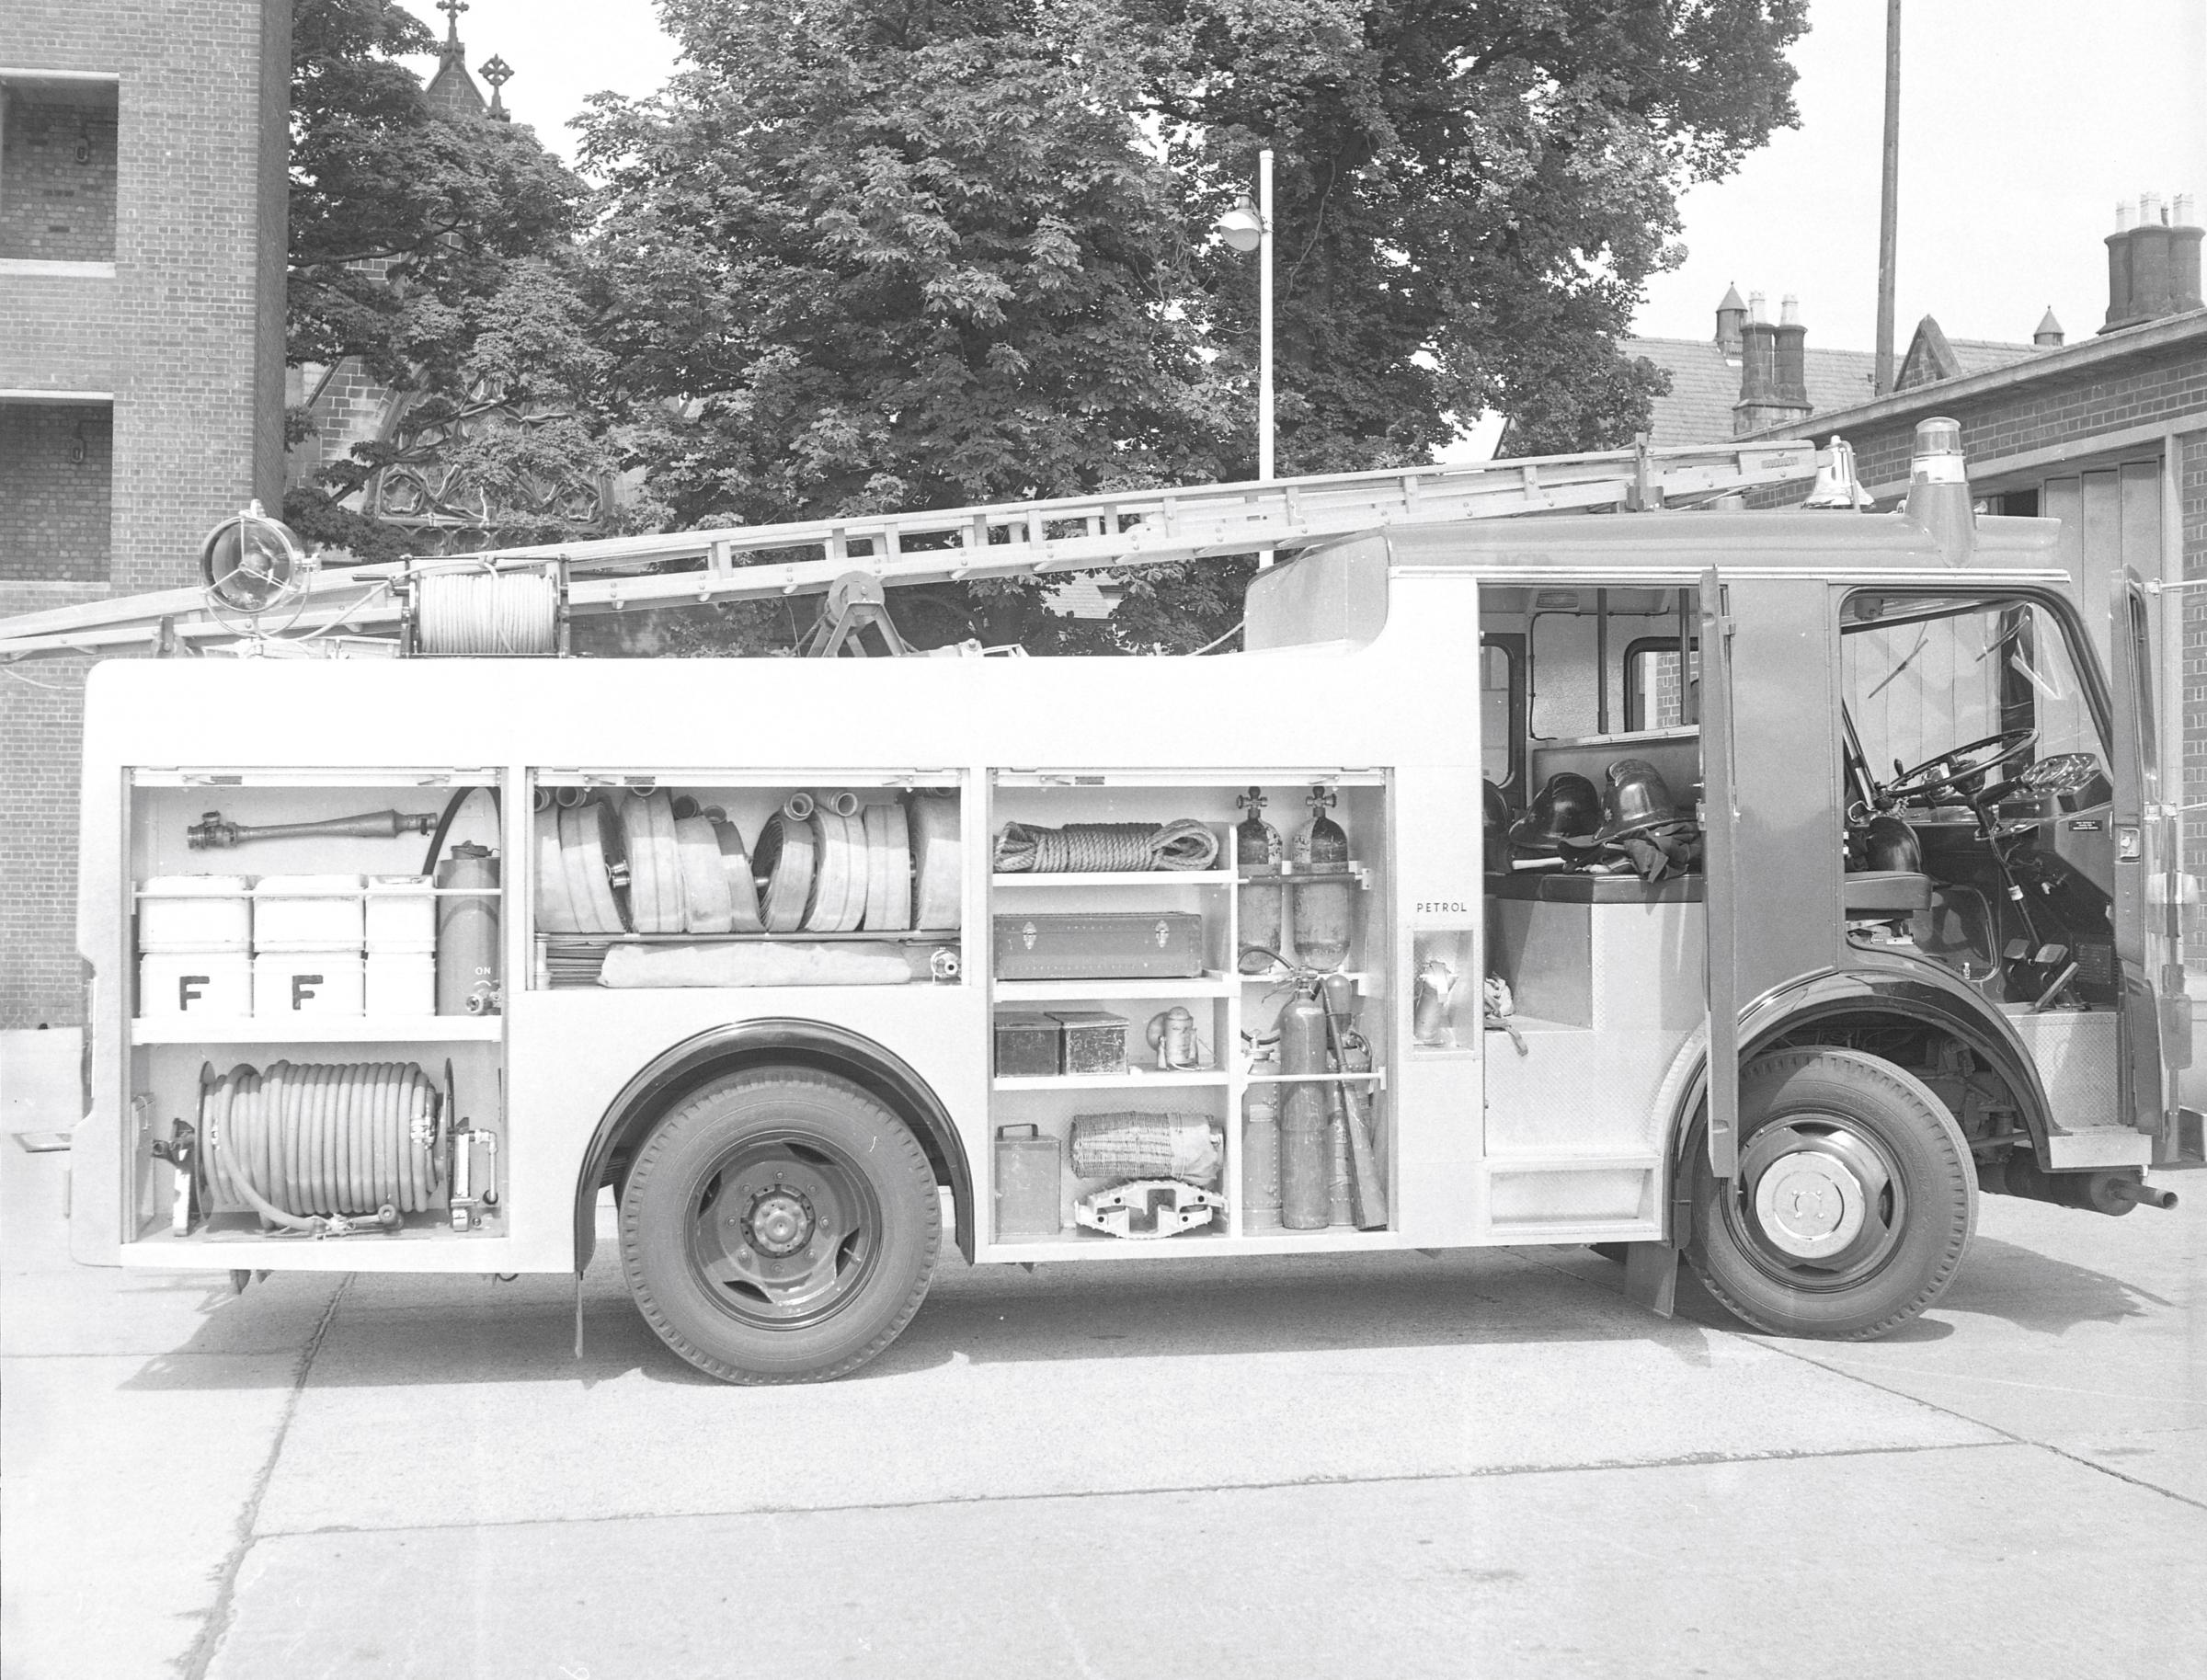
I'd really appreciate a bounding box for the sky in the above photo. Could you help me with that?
[400,0,2205,360]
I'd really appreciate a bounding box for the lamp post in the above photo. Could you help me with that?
[1214,148,1275,559]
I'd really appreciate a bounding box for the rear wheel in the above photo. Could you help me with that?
[1687,1048,1975,1340]
[618,1068,940,1383]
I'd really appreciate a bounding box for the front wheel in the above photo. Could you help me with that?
[619,1068,941,1383]
[1687,1048,1975,1340]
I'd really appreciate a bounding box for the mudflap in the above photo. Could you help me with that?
[1625,1240,1680,1318]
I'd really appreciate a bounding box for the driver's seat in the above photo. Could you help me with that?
[1844,811,1934,920]
[1843,869,1935,918]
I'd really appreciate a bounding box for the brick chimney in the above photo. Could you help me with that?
[2101,190,2203,332]
[1734,291,1813,435]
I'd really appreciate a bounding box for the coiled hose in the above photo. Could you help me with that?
[993,818,1220,874]
[415,568,558,657]
[200,1060,441,1234]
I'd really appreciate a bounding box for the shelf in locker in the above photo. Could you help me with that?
[1241,1069,1386,1086]
[992,1070,1231,1092]
[989,870,1237,888]
[131,1017,501,1046]
[993,972,1236,1001]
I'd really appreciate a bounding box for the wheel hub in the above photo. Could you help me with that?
[1752,1150,1867,1260]
[741,1183,816,1258]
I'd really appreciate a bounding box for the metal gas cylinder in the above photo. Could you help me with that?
[1236,787,1285,973]
[1277,981,1332,1229]
[1289,786,1352,972]
[1241,1085,1282,1231]
[435,842,501,1015]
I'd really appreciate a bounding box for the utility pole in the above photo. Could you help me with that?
[1874,0,1902,395]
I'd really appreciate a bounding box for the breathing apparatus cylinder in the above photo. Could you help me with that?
[436,843,500,1015]
[1277,982,1332,1229]
[1236,787,1285,974]
[1290,787,1352,971]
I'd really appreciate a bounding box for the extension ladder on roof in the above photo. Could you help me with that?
[0,438,1816,659]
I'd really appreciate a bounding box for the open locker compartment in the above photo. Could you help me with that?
[527,769,967,991]
[119,767,512,1257]
[982,771,1395,1256]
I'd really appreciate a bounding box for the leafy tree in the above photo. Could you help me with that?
[581,0,1806,650]
[285,0,617,556]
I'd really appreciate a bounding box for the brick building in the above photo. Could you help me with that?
[0,2,292,1026]
[1671,196,2207,942]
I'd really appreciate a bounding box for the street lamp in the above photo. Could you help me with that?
[1213,148,1275,508]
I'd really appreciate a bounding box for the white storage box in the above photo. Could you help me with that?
[364,876,437,953]
[251,874,365,951]
[139,950,252,1018]
[253,950,365,1017]
[364,951,435,1016]
[138,876,252,953]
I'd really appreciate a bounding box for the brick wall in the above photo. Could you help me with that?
[0,657,89,1027]
[0,86,119,261]
[0,2,291,1027]
[2181,429,2207,933]
[0,404,112,580]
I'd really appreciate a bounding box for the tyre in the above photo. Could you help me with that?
[1686,1048,1975,1341]
[618,1068,941,1383]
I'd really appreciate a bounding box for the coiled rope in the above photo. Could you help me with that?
[200,1060,441,1234]
[415,568,558,657]
[993,818,1220,874]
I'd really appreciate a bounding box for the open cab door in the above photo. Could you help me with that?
[1698,568,1739,1177]
[2110,569,2196,1163]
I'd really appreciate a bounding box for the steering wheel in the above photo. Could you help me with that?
[2015,751,2102,799]
[1883,727,2037,805]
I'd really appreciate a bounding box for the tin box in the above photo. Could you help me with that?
[1047,1010,1128,1075]
[993,1011,1063,1078]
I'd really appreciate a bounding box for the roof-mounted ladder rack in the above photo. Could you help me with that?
[0,438,1818,659]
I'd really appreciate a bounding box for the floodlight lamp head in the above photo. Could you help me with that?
[1215,197,1264,255]
[200,501,314,623]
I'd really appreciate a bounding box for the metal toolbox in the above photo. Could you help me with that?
[991,911,1206,980]
[1047,1010,1128,1074]
[993,1011,1063,1077]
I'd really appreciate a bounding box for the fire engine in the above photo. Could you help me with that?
[2,420,2190,1384]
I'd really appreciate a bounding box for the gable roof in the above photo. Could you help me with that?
[1896,315,2041,390]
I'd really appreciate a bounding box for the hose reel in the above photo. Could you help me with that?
[401,561,567,657]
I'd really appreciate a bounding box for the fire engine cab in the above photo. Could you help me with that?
[9,420,2192,1384]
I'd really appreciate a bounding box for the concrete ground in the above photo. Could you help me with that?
[4,1079,2202,1677]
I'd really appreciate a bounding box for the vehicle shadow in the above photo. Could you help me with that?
[121,1241,1727,1390]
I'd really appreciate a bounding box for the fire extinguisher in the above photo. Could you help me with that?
[1277,978,1331,1230]
[436,842,500,1016]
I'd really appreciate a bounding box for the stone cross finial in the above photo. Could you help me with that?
[479,55,513,118]
[437,0,469,44]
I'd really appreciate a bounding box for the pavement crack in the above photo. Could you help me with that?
[175,1275,349,1680]
[248,1436,2015,1542]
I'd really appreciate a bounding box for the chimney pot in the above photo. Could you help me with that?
[2141,190,2163,225]
[1779,292,1801,326]
[2115,200,2133,232]
[1748,290,1767,324]
[2176,192,2198,228]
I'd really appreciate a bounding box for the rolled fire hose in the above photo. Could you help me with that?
[560,802,627,933]
[804,810,868,933]
[414,569,558,657]
[909,794,960,931]
[534,807,580,934]
[712,818,766,932]
[752,812,818,933]
[672,815,735,933]
[619,790,685,934]
[863,803,911,931]
[200,1060,439,1231]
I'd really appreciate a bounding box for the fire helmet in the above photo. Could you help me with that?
[1507,772,1603,856]
[1598,758,1680,843]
